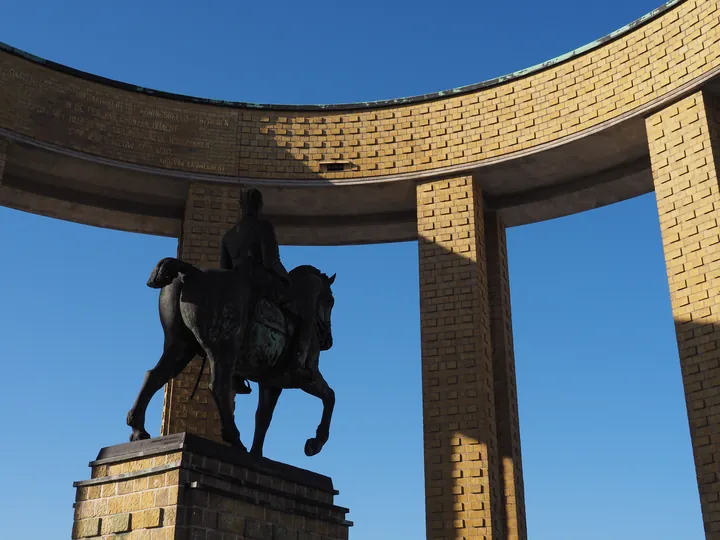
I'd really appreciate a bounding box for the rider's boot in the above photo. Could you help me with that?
[233,375,252,394]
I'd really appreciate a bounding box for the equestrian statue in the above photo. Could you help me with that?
[125,188,337,458]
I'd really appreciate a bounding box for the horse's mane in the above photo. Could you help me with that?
[289,265,329,281]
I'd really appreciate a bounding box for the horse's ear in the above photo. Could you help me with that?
[328,273,336,285]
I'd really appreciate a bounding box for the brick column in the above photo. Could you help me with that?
[161,182,242,441]
[416,176,504,539]
[647,90,720,539]
[486,212,527,540]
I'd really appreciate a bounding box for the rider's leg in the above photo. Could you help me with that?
[233,270,258,396]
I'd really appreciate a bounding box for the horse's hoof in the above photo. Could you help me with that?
[130,430,151,442]
[224,436,247,453]
[232,441,249,454]
[304,438,323,457]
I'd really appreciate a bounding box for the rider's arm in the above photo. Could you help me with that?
[260,221,291,282]
[220,237,233,270]
[260,221,281,269]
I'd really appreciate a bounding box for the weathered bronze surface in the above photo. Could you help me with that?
[127,189,337,457]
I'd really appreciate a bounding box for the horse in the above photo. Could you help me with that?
[125,257,337,457]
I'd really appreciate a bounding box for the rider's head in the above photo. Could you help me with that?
[242,188,264,218]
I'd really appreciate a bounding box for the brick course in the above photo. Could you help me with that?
[0,2,716,180]
[647,90,720,538]
[73,451,182,539]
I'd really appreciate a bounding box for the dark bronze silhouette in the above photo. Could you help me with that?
[220,188,315,395]
[126,189,337,458]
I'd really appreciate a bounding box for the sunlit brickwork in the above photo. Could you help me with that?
[416,175,526,539]
[648,90,720,539]
[0,2,717,180]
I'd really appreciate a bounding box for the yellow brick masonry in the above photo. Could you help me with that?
[160,182,242,441]
[73,445,350,540]
[230,0,719,179]
[647,90,720,539]
[417,175,518,539]
[72,453,182,539]
[1,1,719,180]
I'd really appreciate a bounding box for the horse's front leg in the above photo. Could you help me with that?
[208,350,247,453]
[299,371,335,456]
[250,384,282,458]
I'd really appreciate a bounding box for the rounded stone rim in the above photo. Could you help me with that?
[0,0,683,112]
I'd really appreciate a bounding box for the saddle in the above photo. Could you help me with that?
[233,265,302,378]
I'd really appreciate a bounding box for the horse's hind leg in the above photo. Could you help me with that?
[207,351,247,452]
[126,336,198,442]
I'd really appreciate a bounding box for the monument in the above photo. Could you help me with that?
[73,188,349,540]
[3,1,720,538]
[128,187,337,457]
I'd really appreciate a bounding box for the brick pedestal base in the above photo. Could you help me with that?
[72,433,352,540]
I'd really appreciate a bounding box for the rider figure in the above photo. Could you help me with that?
[220,188,313,394]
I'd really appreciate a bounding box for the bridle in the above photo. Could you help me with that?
[314,288,333,350]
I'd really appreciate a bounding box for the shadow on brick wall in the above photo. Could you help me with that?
[667,318,717,539]
[418,215,527,540]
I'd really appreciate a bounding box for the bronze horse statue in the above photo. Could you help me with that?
[125,256,337,457]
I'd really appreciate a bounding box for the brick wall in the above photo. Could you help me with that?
[417,175,508,539]
[647,90,720,539]
[0,138,6,184]
[160,182,242,441]
[182,452,350,540]
[73,451,182,539]
[1,2,717,180]
[72,435,352,540]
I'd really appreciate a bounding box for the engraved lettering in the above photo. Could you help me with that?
[113,139,135,150]
[152,121,178,133]
[3,66,233,172]
[169,137,211,149]
[160,157,226,173]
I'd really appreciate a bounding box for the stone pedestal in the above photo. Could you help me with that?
[71,433,352,540]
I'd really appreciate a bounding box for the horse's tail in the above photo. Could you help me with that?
[147,257,200,289]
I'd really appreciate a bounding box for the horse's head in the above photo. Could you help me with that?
[289,265,337,351]
[316,272,336,351]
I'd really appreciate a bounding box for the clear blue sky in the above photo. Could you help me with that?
[0,1,704,539]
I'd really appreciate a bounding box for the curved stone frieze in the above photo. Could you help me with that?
[1,0,718,243]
